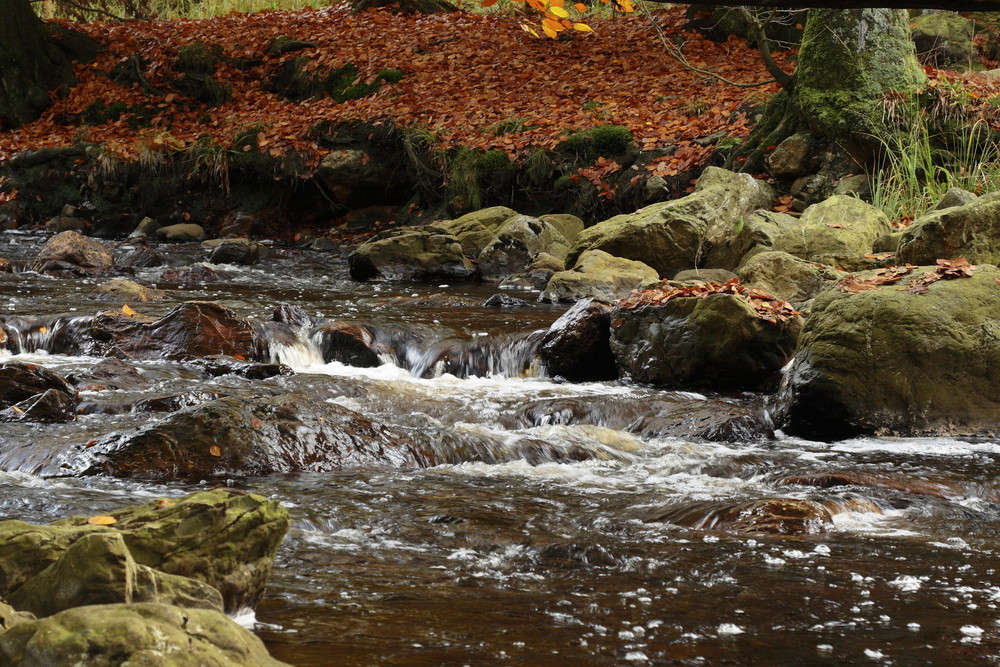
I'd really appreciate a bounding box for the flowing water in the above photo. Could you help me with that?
[3,231,1000,665]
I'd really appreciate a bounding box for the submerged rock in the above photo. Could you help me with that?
[315,321,382,367]
[68,394,434,479]
[779,263,1000,439]
[0,489,288,614]
[205,237,262,265]
[91,277,166,302]
[649,498,834,535]
[0,602,290,666]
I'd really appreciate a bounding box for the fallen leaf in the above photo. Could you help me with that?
[88,515,117,525]
[157,499,176,509]
[122,304,137,316]
[209,445,222,457]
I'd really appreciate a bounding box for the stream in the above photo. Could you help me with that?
[3,230,1000,665]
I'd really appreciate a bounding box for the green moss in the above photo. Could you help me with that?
[175,42,218,75]
[376,68,405,84]
[448,148,518,211]
[557,125,636,163]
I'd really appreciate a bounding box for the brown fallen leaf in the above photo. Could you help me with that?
[209,445,222,457]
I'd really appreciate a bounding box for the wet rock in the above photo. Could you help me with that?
[0,388,76,423]
[0,362,75,408]
[498,251,565,291]
[91,277,166,302]
[129,215,161,238]
[541,250,659,304]
[772,195,892,271]
[192,354,293,380]
[315,321,382,367]
[567,167,773,278]
[737,250,840,307]
[118,244,165,268]
[89,302,262,361]
[897,192,1000,265]
[697,413,774,443]
[31,230,113,272]
[0,489,288,614]
[160,264,218,283]
[483,293,532,308]
[649,498,834,535]
[610,293,802,391]
[127,390,227,414]
[69,394,433,480]
[430,206,518,257]
[414,331,544,379]
[71,358,150,391]
[272,304,311,327]
[205,237,262,265]
[478,214,572,283]
[348,227,475,282]
[776,471,963,500]
[778,264,1000,439]
[0,603,290,666]
[155,222,206,242]
[540,299,616,382]
[7,532,223,618]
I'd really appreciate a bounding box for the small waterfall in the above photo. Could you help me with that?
[409,330,547,379]
[1,316,94,356]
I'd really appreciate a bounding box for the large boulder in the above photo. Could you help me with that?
[348,227,475,282]
[540,213,584,245]
[539,299,616,382]
[0,603,289,666]
[738,250,841,307]
[89,302,262,361]
[911,11,974,67]
[539,250,659,303]
[316,148,407,208]
[766,132,822,181]
[779,263,1000,439]
[478,214,572,283]
[703,210,799,271]
[62,393,434,479]
[897,192,1000,266]
[32,230,113,272]
[610,287,803,391]
[772,195,892,270]
[567,167,773,278]
[430,206,518,257]
[0,489,288,613]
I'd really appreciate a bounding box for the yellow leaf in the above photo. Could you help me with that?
[38,326,48,334]
[573,22,594,32]
[549,5,569,17]
[521,23,540,37]
[88,515,117,525]
[122,304,137,316]
[11,406,24,414]
[574,2,586,10]
[542,22,558,38]
[209,445,222,457]
[157,499,176,509]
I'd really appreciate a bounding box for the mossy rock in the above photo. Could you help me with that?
[175,42,220,75]
[540,250,659,304]
[704,210,799,271]
[738,250,840,307]
[478,214,571,283]
[897,192,1000,265]
[778,264,1000,439]
[911,11,975,66]
[0,603,289,666]
[772,195,892,270]
[430,206,519,257]
[348,226,475,282]
[556,125,636,164]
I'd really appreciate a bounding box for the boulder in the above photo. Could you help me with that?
[483,293,532,308]
[71,358,150,391]
[32,230,113,271]
[0,388,76,424]
[779,263,1000,439]
[89,302,262,361]
[0,488,288,613]
[129,215,161,238]
[91,278,166,302]
[539,250,659,303]
[766,132,822,181]
[315,321,382,367]
[897,192,1000,265]
[703,210,799,271]
[478,214,571,283]
[0,362,74,408]
[911,11,974,66]
[155,223,207,242]
[610,292,803,391]
[348,227,475,282]
[772,195,892,270]
[673,268,738,283]
[0,600,33,632]
[567,167,773,277]
[737,251,841,307]
[118,244,165,268]
[498,252,564,291]
[65,394,434,479]
[933,187,977,211]
[430,206,518,257]
[7,532,223,618]
[539,299,616,382]
[540,213,584,245]
[0,603,289,666]
[205,238,262,265]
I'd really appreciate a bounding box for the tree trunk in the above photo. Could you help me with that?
[0,0,77,128]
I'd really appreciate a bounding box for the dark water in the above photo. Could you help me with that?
[3,231,1000,665]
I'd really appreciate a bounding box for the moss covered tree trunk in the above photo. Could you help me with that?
[0,0,77,128]
[794,9,925,138]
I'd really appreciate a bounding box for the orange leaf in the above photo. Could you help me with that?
[574,2,586,9]
[122,304,137,316]
[157,499,176,509]
[88,515,117,525]
[481,0,498,6]
[209,445,222,457]
[251,418,263,428]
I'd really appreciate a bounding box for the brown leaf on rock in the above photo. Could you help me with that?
[616,278,799,323]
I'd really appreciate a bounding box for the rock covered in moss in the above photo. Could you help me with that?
[778,263,1000,439]
[478,214,572,283]
[0,602,290,667]
[911,11,974,66]
[704,210,798,271]
[91,278,166,302]
[897,192,1000,266]
[772,195,892,270]
[567,167,772,278]
[540,250,658,303]
[610,290,802,391]
[0,489,288,614]
[430,206,518,257]
[348,227,475,282]
[738,250,841,307]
